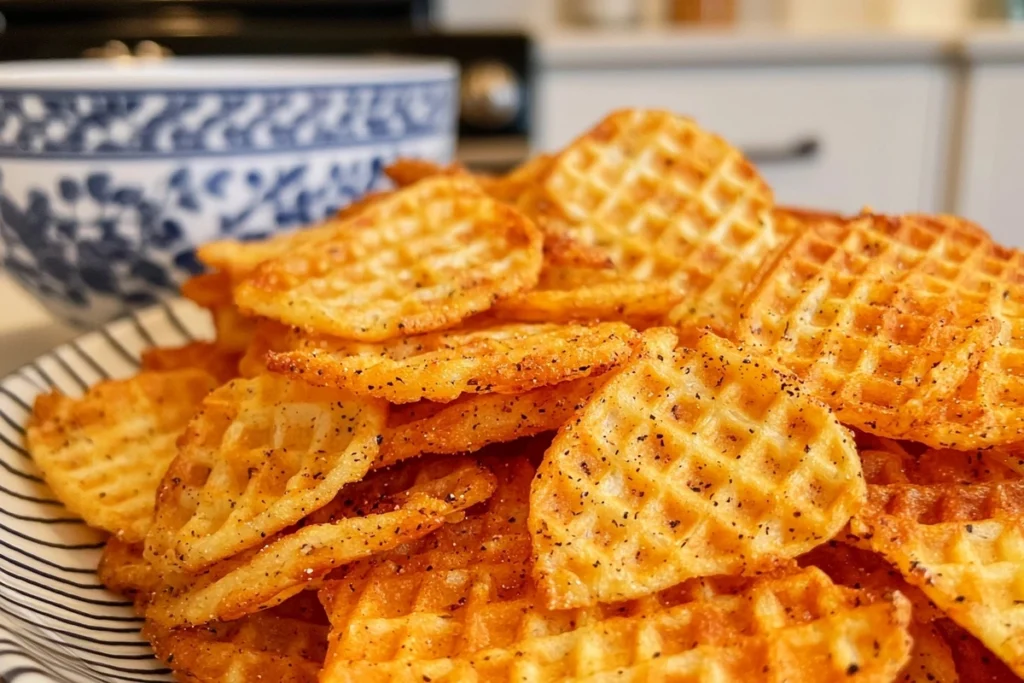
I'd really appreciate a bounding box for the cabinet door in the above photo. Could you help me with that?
[536,63,953,215]
[957,64,1024,246]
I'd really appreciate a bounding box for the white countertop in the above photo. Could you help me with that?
[0,275,80,377]
[535,22,1024,67]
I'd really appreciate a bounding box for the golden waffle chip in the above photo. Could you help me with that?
[800,541,944,624]
[267,321,637,404]
[181,271,234,308]
[384,158,467,187]
[145,457,496,628]
[197,191,393,282]
[378,376,600,468]
[486,154,555,206]
[531,327,865,609]
[859,444,1024,486]
[145,592,329,683]
[98,537,160,606]
[233,176,544,341]
[319,566,911,682]
[145,374,388,572]
[903,621,960,683]
[936,618,1020,683]
[739,212,1024,449]
[140,341,241,384]
[851,479,1024,676]
[27,370,218,542]
[504,109,791,331]
[210,303,258,354]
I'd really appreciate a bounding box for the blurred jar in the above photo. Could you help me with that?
[563,0,639,26]
[671,0,737,24]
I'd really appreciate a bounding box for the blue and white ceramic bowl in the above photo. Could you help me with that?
[0,57,458,328]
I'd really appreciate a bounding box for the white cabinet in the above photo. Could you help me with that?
[956,63,1024,246]
[536,63,954,215]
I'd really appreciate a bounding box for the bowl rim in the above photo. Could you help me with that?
[0,56,458,90]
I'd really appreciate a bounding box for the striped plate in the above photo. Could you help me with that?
[0,299,213,683]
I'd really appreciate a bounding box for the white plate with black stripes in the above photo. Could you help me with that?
[0,299,212,683]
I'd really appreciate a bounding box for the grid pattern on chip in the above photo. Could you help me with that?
[853,480,1024,677]
[26,369,219,543]
[319,568,911,683]
[146,458,497,629]
[740,212,1024,449]
[145,373,387,573]
[529,328,865,610]
[147,600,328,683]
[266,322,639,404]
[234,175,544,341]
[514,109,790,330]
[858,447,1024,487]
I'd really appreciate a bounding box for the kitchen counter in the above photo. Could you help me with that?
[535,22,1024,68]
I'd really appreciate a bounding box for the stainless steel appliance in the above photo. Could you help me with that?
[0,0,532,172]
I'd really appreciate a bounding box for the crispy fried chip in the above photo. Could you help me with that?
[98,537,160,607]
[851,479,1024,676]
[267,321,637,404]
[180,272,259,353]
[384,158,467,187]
[903,621,960,683]
[146,457,496,628]
[27,370,218,542]
[145,374,388,572]
[738,212,1024,449]
[498,109,791,331]
[937,618,1020,683]
[378,376,600,467]
[319,565,910,682]
[233,176,543,341]
[181,271,234,308]
[859,443,1024,486]
[140,341,241,384]
[530,327,865,609]
[145,593,329,683]
[197,191,393,282]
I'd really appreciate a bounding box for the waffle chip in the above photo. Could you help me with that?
[196,192,390,283]
[181,271,234,308]
[502,109,790,332]
[267,322,637,404]
[319,566,910,682]
[384,158,466,187]
[233,176,543,341]
[851,479,1024,677]
[98,537,160,607]
[27,370,218,542]
[145,593,329,683]
[739,212,1024,449]
[936,618,1021,683]
[859,443,1024,486]
[141,341,241,384]
[378,376,600,468]
[145,457,495,628]
[903,621,960,683]
[145,374,387,572]
[531,327,865,609]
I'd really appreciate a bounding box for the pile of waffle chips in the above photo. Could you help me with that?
[25,108,1024,682]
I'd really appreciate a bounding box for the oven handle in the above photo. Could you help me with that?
[742,137,820,164]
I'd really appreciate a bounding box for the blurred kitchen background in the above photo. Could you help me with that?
[1,0,1023,243]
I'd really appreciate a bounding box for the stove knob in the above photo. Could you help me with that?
[460,61,521,129]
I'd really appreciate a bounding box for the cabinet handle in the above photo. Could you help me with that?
[742,138,820,164]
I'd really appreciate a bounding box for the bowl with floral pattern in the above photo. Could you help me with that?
[0,57,458,328]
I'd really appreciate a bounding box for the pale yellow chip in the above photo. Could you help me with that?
[531,327,865,609]
[267,321,638,404]
[378,375,601,468]
[850,480,1024,677]
[232,176,543,341]
[140,341,241,384]
[144,373,388,572]
[196,191,394,282]
[145,593,329,683]
[738,212,1024,449]
[145,457,496,628]
[502,109,791,332]
[319,566,911,682]
[27,370,218,542]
